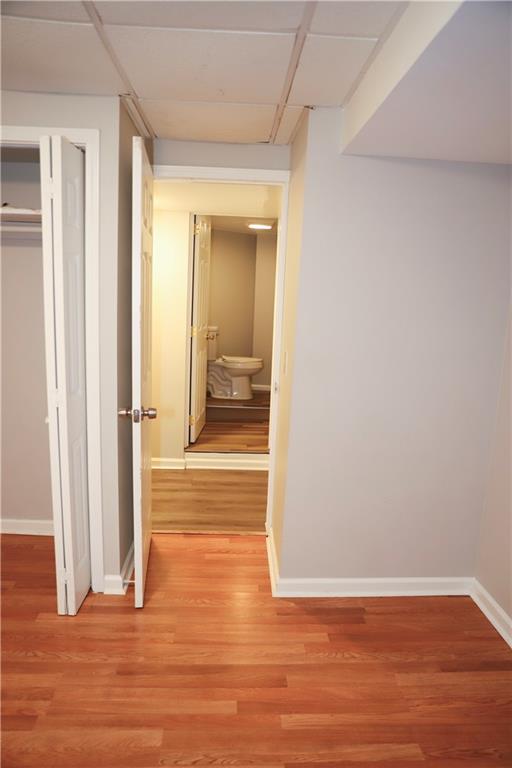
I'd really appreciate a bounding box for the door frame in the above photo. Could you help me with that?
[1,125,103,591]
[153,164,290,532]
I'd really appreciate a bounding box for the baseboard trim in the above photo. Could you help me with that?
[0,518,54,536]
[152,457,186,470]
[104,542,134,595]
[252,384,271,392]
[184,452,269,470]
[471,579,512,648]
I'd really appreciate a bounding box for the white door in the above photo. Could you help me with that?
[131,137,155,608]
[189,215,211,443]
[40,136,90,616]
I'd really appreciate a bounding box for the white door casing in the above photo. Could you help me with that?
[189,215,211,443]
[40,135,90,615]
[132,137,155,608]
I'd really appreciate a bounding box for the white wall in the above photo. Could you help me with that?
[151,210,190,465]
[253,232,277,387]
[476,321,511,616]
[1,158,52,526]
[154,138,290,171]
[271,113,309,557]
[209,229,256,358]
[275,108,510,583]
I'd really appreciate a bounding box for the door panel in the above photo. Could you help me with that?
[40,135,90,615]
[189,215,211,443]
[132,137,154,609]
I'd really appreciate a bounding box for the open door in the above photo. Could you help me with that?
[189,215,211,443]
[131,137,156,608]
[40,135,90,615]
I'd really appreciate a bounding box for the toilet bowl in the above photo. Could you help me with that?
[206,326,263,400]
[207,355,263,400]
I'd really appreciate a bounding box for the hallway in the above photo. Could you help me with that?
[152,469,268,533]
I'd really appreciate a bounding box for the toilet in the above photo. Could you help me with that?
[207,327,263,400]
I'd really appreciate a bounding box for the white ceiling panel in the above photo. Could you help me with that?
[275,106,304,144]
[1,1,90,22]
[106,26,294,102]
[311,1,405,37]
[97,1,305,32]
[142,100,276,143]
[1,17,125,95]
[289,34,376,106]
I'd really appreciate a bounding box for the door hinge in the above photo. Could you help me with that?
[60,568,68,584]
[190,325,197,337]
[54,389,62,408]
[189,415,196,426]
[194,224,200,236]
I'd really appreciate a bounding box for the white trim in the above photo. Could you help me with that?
[471,579,512,648]
[1,125,103,593]
[103,542,134,595]
[152,457,186,470]
[184,452,269,470]
[266,528,279,595]
[252,384,271,392]
[270,574,473,598]
[154,165,289,185]
[0,519,54,536]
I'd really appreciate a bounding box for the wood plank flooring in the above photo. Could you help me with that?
[2,533,512,768]
[185,420,269,453]
[152,469,268,533]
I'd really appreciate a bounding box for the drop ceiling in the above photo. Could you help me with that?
[1,1,405,145]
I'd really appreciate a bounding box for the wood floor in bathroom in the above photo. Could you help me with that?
[152,469,268,533]
[185,420,269,453]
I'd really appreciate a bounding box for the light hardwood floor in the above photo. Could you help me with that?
[2,533,512,767]
[152,469,268,533]
[185,420,269,453]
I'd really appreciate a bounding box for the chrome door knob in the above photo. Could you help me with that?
[118,408,141,423]
[141,407,157,420]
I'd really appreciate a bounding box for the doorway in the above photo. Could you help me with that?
[149,170,288,536]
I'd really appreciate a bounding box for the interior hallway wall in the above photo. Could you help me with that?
[209,229,256,358]
[252,231,277,387]
[276,108,510,583]
[151,210,190,466]
[476,318,511,616]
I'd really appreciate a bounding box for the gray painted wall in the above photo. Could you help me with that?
[1,159,52,523]
[275,109,510,584]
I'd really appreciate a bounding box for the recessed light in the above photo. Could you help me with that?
[248,223,272,230]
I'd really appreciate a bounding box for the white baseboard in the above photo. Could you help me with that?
[185,452,269,470]
[0,518,54,536]
[152,457,186,470]
[252,384,271,392]
[103,542,134,595]
[471,579,512,648]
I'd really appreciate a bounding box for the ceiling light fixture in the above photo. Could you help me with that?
[248,223,273,230]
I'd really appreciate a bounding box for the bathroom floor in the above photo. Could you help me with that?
[152,469,268,533]
[185,420,269,453]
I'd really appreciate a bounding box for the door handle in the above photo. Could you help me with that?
[141,407,157,420]
[118,408,141,423]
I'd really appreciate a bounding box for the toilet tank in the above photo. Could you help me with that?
[207,326,219,361]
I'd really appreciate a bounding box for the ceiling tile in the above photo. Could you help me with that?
[275,106,304,144]
[311,1,405,37]
[106,26,294,102]
[141,100,276,143]
[97,1,305,32]
[289,34,376,106]
[1,1,90,22]
[1,17,125,96]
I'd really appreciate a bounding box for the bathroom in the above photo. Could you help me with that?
[191,215,277,454]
